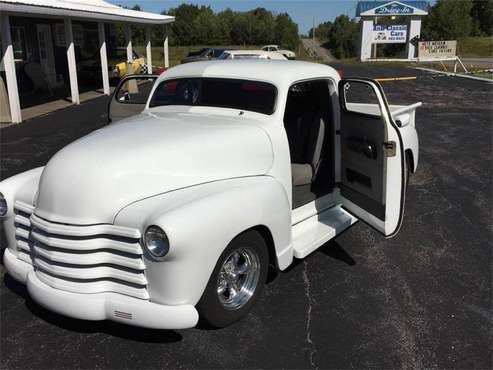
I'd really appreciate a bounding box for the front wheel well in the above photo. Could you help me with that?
[248,225,279,283]
[248,225,277,269]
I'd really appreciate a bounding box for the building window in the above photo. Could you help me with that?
[12,26,27,61]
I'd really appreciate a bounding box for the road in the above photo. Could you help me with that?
[461,57,493,68]
[1,64,492,369]
[302,38,334,62]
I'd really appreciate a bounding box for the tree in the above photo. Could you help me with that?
[157,4,300,48]
[308,21,333,42]
[326,15,359,58]
[422,0,474,40]
[274,13,300,50]
[471,0,493,36]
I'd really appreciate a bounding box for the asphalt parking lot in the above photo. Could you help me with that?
[1,64,492,369]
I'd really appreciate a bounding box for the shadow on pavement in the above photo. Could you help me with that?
[319,241,356,266]
[283,240,357,273]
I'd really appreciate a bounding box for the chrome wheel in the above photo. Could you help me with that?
[217,247,261,310]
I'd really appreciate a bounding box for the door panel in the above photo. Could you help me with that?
[338,78,405,237]
[108,75,157,123]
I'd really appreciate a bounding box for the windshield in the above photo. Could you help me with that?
[149,78,277,115]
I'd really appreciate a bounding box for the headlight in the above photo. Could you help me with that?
[0,192,7,217]
[144,226,169,259]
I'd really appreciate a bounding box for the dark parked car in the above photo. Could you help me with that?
[181,48,226,64]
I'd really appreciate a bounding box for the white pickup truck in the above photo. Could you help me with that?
[0,60,420,329]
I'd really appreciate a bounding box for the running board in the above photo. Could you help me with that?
[292,206,358,259]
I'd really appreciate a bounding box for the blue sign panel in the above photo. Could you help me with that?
[375,2,414,15]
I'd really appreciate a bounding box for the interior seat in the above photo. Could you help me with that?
[285,111,326,186]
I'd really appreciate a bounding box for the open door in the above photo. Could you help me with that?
[338,78,405,237]
[108,74,157,123]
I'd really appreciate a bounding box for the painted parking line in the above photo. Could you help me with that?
[375,76,417,82]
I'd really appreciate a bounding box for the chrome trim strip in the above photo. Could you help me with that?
[14,200,35,214]
[34,257,148,286]
[30,214,141,239]
[36,270,149,300]
[31,230,143,255]
[32,244,145,271]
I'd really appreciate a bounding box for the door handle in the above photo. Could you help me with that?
[347,137,377,159]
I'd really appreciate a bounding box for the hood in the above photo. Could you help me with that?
[35,111,273,225]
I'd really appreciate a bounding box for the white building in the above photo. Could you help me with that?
[0,0,174,123]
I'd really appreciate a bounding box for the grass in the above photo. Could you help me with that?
[457,36,493,58]
[472,71,493,80]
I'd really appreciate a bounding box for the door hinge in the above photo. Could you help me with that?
[383,141,396,157]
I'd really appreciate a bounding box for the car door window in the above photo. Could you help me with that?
[109,75,157,123]
[343,81,382,117]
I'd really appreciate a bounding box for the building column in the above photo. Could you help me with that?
[125,24,132,74]
[98,22,110,95]
[64,18,79,104]
[146,26,152,74]
[1,14,22,123]
[163,24,169,68]
[359,17,374,61]
[406,16,421,60]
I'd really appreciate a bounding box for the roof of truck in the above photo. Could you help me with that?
[159,60,339,88]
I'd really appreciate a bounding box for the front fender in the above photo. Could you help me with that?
[399,124,419,172]
[115,176,292,306]
[0,167,44,251]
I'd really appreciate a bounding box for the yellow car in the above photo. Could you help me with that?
[109,48,147,78]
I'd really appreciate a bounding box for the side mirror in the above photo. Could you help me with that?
[395,113,411,127]
[119,92,131,102]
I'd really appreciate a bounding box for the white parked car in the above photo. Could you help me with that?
[218,49,287,60]
[0,61,420,330]
[262,44,296,59]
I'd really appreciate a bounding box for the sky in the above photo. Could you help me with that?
[109,0,362,34]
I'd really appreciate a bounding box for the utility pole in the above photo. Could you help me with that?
[312,16,315,43]
[373,16,378,59]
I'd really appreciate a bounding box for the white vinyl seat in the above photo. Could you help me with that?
[285,112,326,186]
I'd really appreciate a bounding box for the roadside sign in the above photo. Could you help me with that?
[357,1,428,16]
[418,40,457,59]
[373,25,407,44]
[375,2,414,15]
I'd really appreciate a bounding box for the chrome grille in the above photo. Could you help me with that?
[13,201,148,300]
[13,201,35,265]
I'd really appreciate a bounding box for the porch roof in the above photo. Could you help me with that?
[0,0,174,24]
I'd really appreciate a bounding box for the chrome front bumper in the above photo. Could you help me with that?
[4,249,199,329]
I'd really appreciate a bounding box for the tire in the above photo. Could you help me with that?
[197,230,269,328]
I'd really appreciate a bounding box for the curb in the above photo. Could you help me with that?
[412,67,493,83]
